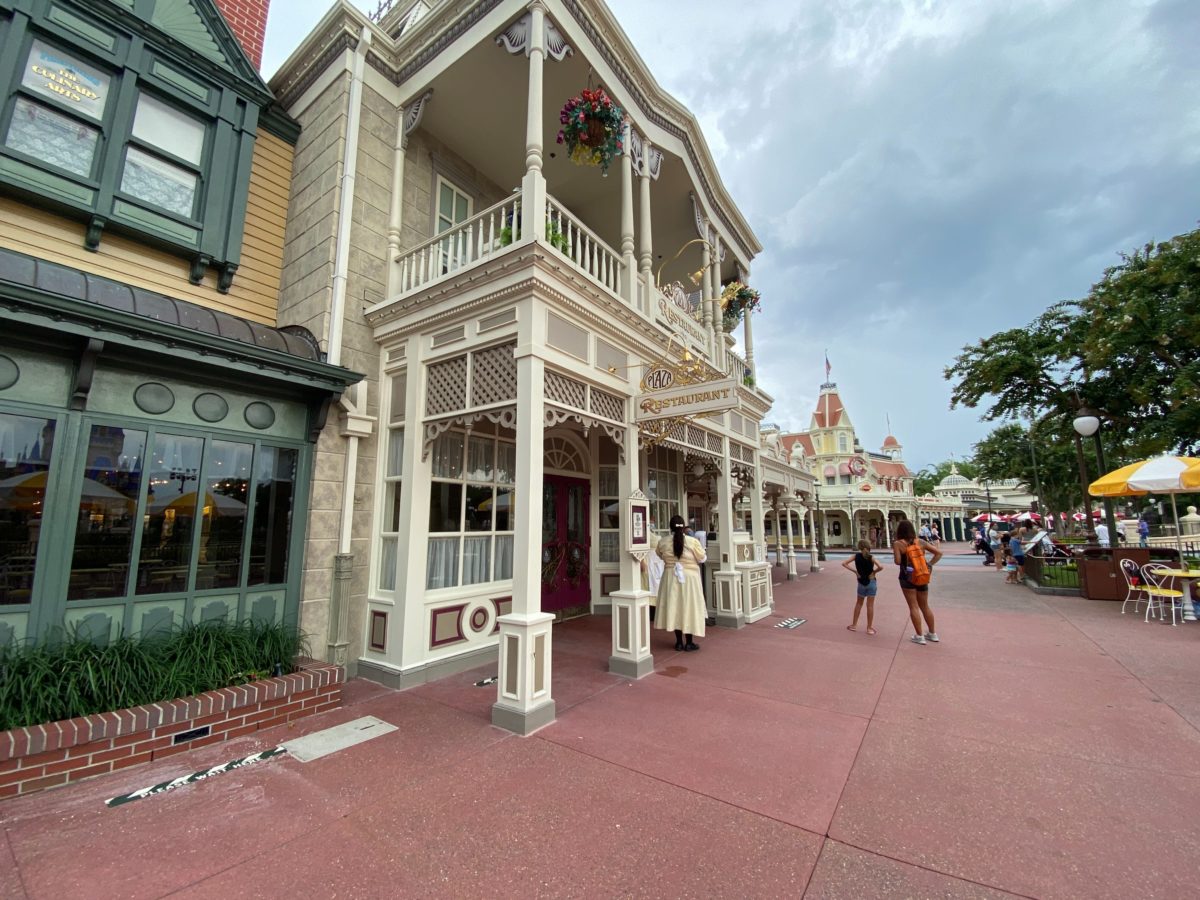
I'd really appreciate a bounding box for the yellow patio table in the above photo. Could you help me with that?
[1147,567,1200,622]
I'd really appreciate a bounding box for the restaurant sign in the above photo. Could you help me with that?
[636,374,738,421]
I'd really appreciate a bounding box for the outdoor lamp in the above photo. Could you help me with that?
[1072,411,1100,438]
[1072,405,1118,543]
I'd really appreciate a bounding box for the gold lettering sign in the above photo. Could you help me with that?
[22,41,110,121]
[635,378,738,421]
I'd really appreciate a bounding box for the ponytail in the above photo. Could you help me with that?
[669,514,686,558]
[857,539,872,562]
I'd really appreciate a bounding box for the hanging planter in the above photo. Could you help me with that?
[720,282,761,331]
[557,88,625,175]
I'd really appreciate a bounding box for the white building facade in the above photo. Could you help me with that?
[271,0,783,733]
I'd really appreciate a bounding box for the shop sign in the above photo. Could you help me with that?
[656,296,706,345]
[635,376,738,421]
[23,41,110,121]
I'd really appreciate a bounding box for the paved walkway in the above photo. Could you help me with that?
[3,545,1199,898]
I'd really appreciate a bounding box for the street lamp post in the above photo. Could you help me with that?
[1072,407,1119,545]
[847,490,856,545]
[815,484,826,561]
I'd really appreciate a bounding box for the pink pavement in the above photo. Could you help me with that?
[4,551,1200,898]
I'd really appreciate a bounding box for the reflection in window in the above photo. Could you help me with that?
[138,433,204,595]
[249,447,296,585]
[201,440,251,589]
[0,413,56,605]
[66,425,145,601]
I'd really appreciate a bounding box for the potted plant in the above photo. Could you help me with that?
[556,88,626,175]
[720,282,761,331]
[499,215,570,254]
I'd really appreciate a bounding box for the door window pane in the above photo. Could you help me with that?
[67,425,145,601]
[201,440,251,589]
[0,413,57,606]
[132,93,204,164]
[138,433,203,595]
[22,40,110,120]
[121,146,197,217]
[6,97,98,176]
[249,447,296,585]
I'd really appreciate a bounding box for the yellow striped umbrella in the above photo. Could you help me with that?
[1089,455,1200,554]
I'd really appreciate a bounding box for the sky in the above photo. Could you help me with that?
[261,0,1200,473]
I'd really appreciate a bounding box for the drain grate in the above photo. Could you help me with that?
[775,617,806,629]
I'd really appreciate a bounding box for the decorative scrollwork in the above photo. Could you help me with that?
[422,406,516,459]
[495,12,574,61]
[403,90,433,142]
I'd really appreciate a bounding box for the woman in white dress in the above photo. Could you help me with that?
[655,514,707,651]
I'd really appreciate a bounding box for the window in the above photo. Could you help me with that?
[248,446,296,586]
[645,447,680,533]
[5,40,110,179]
[597,466,619,563]
[119,92,205,218]
[0,412,57,606]
[379,372,406,592]
[838,433,848,453]
[425,427,515,590]
[435,175,472,273]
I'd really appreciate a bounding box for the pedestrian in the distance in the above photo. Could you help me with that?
[1138,517,1150,548]
[931,523,941,544]
[655,514,707,652]
[842,539,882,635]
[1010,527,1026,583]
[893,520,943,644]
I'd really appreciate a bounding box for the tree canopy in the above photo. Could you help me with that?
[913,459,978,497]
[946,224,1200,457]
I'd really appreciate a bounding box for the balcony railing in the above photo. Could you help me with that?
[545,194,622,296]
[395,193,523,296]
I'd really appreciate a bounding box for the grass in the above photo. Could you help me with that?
[0,620,308,732]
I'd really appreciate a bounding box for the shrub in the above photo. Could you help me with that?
[0,620,308,732]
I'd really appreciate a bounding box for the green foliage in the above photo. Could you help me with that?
[945,224,1200,457]
[499,222,570,254]
[0,620,308,732]
[972,420,1090,516]
[913,459,979,497]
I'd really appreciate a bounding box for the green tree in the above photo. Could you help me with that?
[972,421,1089,517]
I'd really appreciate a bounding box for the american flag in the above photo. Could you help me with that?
[824,352,831,380]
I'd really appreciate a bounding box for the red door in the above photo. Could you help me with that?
[541,475,590,612]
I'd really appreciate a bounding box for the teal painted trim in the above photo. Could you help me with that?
[46,3,116,51]
[112,198,201,246]
[0,155,96,205]
[0,285,362,394]
[200,112,236,259]
[221,107,257,271]
[259,103,300,145]
[92,55,140,217]
[283,442,315,634]
[149,58,208,103]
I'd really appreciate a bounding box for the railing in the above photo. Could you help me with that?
[1024,552,1079,590]
[546,194,622,296]
[395,194,522,296]
[727,348,750,384]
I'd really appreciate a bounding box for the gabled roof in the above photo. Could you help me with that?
[781,433,815,457]
[812,390,845,429]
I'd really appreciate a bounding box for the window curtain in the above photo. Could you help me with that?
[426,537,459,589]
[494,535,514,580]
[462,535,491,585]
[378,536,397,591]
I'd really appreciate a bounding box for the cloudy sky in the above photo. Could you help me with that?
[262,0,1200,472]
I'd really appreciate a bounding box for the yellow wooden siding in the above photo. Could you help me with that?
[0,131,295,326]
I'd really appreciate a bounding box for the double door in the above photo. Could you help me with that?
[540,475,589,613]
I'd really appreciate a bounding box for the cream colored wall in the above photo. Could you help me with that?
[0,131,293,323]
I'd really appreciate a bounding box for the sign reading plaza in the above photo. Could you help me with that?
[636,375,739,421]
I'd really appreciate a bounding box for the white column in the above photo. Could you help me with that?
[609,422,653,678]
[385,108,407,297]
[743,299,755,379]
[520,2,548,230]
[619,121,636,306]
[638,141,653,311]
[700,236,713,336]
[710,235,723,355]
[784,503,798,579]
[493,342,555,734]
[772,506,783,567]
[807,505,819,571]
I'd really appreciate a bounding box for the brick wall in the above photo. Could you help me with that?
[0,660,342,800]
[213,0,271,70]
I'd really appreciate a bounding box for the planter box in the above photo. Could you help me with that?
[0,659,343,800]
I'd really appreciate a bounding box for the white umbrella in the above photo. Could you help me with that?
[1089,454,1200,559]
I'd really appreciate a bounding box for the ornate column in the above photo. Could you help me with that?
[785,502,798,580]
[713,437,744,627]
[807,505,819,571]
[700,235,713,333]
[619,121,636,306]
[493,344,555,734]
[386,92,432,297]
[610,420,653,678]
[772,505,783,567]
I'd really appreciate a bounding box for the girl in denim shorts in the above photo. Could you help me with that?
[842,540,883,635]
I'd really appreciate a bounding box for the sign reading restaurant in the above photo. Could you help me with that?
[635,366,738,421]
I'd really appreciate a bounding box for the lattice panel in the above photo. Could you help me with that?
[471,342,517,407]
[426,355,468,416]
[667,421,686,441]
[546,371,586,410]
[686,424,705,448]
[707,433,722,452]
[590,388,624,422]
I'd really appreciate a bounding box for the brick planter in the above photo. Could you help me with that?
[0,659,343,800]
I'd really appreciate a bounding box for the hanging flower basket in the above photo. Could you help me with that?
[557,88,625,174]
[721,282,761,331]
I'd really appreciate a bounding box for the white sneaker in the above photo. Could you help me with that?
[910,634,927,645]
[925,632,939,642]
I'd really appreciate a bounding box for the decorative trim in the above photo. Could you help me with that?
[403,89,433,141]
[629,129,644,172]
[690,192,706,240]
[430,604,467,648]
[646,145,663,180]
[494,12,574,61]
[422,406,517,459]
[544,404,625,464]
[70,338,104,411]
[369,610,387,651]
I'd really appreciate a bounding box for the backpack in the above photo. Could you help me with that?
[904,540,931,586]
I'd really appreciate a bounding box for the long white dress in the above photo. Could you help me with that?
[654,535,707,637]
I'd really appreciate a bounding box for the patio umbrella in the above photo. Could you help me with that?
[148,490,246,516]
[1089,455,1200,558]
[0,470,132,511]
[970,512,1004,523]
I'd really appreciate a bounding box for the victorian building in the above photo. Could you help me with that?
[269,0,780,734]
[778,381,966,547]
[0,1,359,649]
